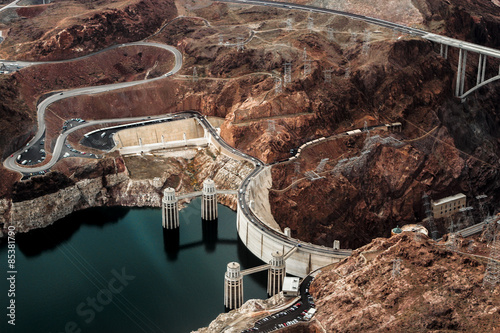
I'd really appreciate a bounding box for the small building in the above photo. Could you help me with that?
[432,193,466,219]
[282,277,300,297]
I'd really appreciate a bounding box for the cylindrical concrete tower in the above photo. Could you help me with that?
[267,251,285,296]
[224,262,243,310]
[284,227,291,237]
[202,178,218,221]
[162,188,179,229]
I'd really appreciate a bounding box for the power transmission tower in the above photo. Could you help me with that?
[304,170,323,181]
[464,161,473,193]
[350,32,357,44]
[274,77,282,94]
[291,176,298,189]
[483,221,500,289]
[308,17,314,31]
[236,37,245,51]
[294,161,300,174]
[446,216,458,251]
[323,69,332,83]
[362,30,371,55]
[422,193,438,240]
[459,206,474,229]
[392,258,402,278]
[218,34,224,45]
[283,62,292,87]
[327,27,334,41]
[267,120,276,134]
[344,66,350,78]
[286,18,293,31]
[482,219,497,243]
[192,67,198,81]
[316,158,329,173]
[476,194,489,221]
[303,48,311,77]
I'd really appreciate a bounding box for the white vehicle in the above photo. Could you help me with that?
[17,155,21,161]
[21,160,27,165]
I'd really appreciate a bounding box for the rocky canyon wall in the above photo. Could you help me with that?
[1,147,252,234]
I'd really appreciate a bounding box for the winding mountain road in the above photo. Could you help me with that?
[2,42,182,174]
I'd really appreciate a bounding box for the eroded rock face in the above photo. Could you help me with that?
[310,233,500,332]
[5,0,178,61]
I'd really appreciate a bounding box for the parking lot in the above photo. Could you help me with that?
[241,276,316,332]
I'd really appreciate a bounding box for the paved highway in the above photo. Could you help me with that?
[3,42,182,174]
[191,111,353,257]
[219,0,500,59]
[0,0,21,13]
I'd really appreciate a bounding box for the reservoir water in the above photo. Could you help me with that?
[1,198,268,333]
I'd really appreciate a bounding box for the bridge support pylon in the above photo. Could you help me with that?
[224,262,243,310]
[267,251,285,296]
[202,178,218,221]
[162,188,179,229]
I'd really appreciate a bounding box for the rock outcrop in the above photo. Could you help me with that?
[1,147,252,233]
[310,232,500,332]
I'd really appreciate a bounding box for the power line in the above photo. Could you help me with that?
[422,193,438,240]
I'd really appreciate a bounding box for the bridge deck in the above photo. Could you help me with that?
[284,247,298,260]
[176,190,237,200]
[241,264,270,276]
